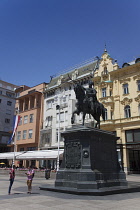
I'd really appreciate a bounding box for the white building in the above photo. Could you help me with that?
[40,58,99,168]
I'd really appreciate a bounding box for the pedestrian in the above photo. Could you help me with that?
[8,165,15,195]
[25,166,33,194]
[31,165,35,179]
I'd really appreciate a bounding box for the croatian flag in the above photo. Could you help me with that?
[8,115,20,144]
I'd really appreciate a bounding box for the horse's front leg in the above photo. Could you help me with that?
[82,113,86,125]
[95,121,100,129]
[71,112,75,124]
[71,110,77,124]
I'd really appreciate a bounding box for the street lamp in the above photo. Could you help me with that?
[55,88,66,172]
[56,104,60,171]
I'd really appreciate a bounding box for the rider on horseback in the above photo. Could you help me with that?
[83,81,98,113]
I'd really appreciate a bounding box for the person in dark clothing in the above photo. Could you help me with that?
[8,165,15,195]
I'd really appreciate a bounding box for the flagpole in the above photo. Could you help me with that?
[12,133,16,168]
[8,115,20,168]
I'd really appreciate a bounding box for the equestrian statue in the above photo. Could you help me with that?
[71,80,105,128]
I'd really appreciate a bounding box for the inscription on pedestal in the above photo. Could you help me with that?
[65,141,81,169]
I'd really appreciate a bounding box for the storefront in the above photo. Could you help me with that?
[126,144,140,174]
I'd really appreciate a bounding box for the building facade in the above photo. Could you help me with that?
[0,80,18,154]
[95,52,140,174]
[40,57,101,169]
[14,83,47,168]
[40,50,140,174]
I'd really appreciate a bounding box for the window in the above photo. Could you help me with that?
[137,80,140,91]
[126,129,140,143]
[124,105,131,118]
[6,110,11,115]
[0,90,2,95]
[6,92,14,98]
[105,108,108,120]
[134,130,140,142]
[5,118,10,123]
[7,101,12,106]
[138,104,140,116]
[56,112,65,122]
[110,111,113,120]
[65,111,68,121]
[28,129,33,139]
[48,116,52,126]
[0,99,1,103]
[17,131,21,140]
[27,147,37,151]
[24,115,28,124]
[29,114,34,123]
[56,113,59,122]
[103,67,108,75]
[123,84,129,94]
[15,92,20,98]
[45,133,51,143]
[60,112,64,122]
[24,104,28,110]
[20,148,24,151]
[7,86,12,90]
[23,130,27,139]
[47,100,54,109]
[126,130,133,142]
[45,116,52,127]
[102,88,106,97]
[19,117,22,125]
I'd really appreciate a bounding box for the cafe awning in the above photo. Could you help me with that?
[0,150,64,160]
[0,152,24,160]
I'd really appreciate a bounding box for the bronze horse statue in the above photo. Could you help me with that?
[71,82,105,128]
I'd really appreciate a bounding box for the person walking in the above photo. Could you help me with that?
[8,165,15,195]
[25,166,33,194]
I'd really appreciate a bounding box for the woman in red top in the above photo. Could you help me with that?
[8,165,15,195]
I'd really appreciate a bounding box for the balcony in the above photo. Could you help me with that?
[99,96,114,105]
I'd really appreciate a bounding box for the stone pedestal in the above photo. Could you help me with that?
[55,126,127,191]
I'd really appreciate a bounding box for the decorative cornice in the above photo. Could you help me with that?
[121,97,132,105]
[99,96,114,104]
[99,82,108,88]
[133,74,140,80]
[135,94,140,103]
[120,78,131,84]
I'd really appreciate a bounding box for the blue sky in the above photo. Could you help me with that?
[0,0,140,87]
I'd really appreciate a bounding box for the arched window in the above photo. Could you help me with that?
[124,105,131,118]
[105,108,108,120]
[135,58,140,63]
[123,83,129,94]
[122,63,130,68]
[104,66,108,74]
[138,104,140,116]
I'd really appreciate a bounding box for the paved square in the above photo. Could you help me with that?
[1,173,140,210]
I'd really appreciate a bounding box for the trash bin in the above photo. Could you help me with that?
[45,169,50,179]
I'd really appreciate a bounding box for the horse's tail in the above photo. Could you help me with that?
[101,104,105,121]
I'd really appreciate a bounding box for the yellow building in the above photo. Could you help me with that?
[94,49,140,174]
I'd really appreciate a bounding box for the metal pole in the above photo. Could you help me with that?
[56,105,60,171]
[12,135,16,168]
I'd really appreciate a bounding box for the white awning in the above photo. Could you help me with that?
[0,150,64,160]
[0,152,24,160]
